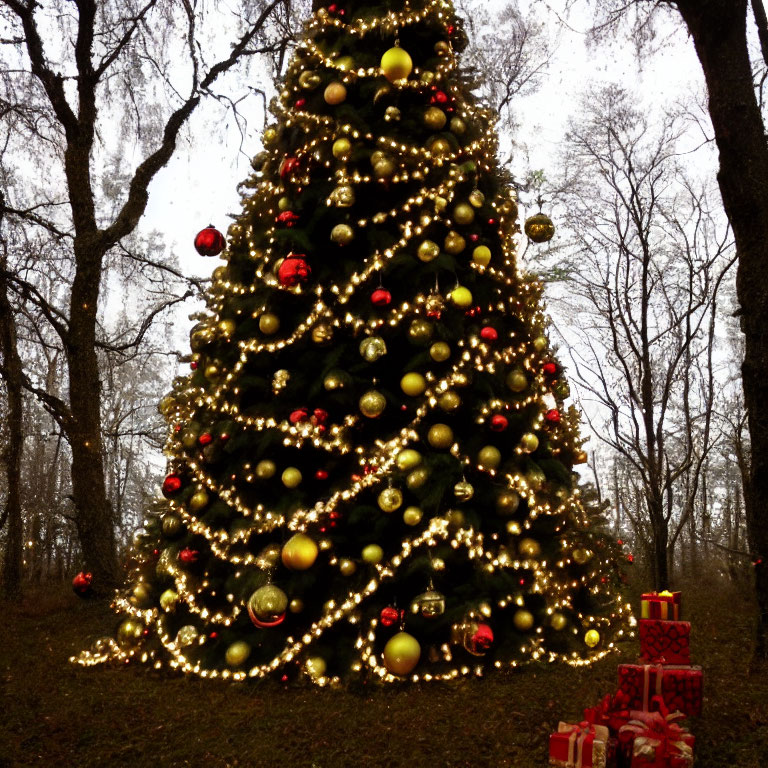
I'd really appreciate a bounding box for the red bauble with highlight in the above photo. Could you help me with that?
[194,225,226,257]
[278,256,311,287]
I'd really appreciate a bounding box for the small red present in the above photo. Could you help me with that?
[583,690,633,733]
[639,619,691,665]
[640,591,681,620]
[629,714,694,767]
[617,698,689,765]
[549,721,610,768]
[617,663,702,717]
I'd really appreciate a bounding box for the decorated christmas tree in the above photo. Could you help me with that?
[76,0,633,684]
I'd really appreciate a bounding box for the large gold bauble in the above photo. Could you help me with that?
[396,449,422,471]
[339,558,357,576]
[406,467,429,490]
[226,641,251,666]
[362,543,384,563]
[454,480,474,501]
[584,629,601,648]
[572,548,593,565]
[359,389,386,418]
[400,372,427,397]
[449,286,473,308]
[416,239,440,263]
[117,618,143,648]
[513,609,535,631]
[378,487,403,513]
[259,312,280,335]
[403,506,423,525]
[524,212,556,243]
[408,318,433,344]
[453,202,475,226]
[506,368,528,392]
[282,533,318,570]
[359,335,387,362]
[449,116,466,135]
[248,584,288,621]
[428,423,454,449]
[189,489,209,511]
[312,323,333,345]
[373,157,395,178]
[469,189,485,208]
[444,230,466,254]
[255,459,277,479]
[423,106,447,130]
[472,245,491,266]
[332,137,352,159]
[281,467,302,488]
[298,70,321,89]
[412,589,446,618]
[383,631,421,676]
[519,537,542,558]
[497,490,520,515]
[520,432,540,453]
[159,589,179,611]
[329,184,355,207]
[305,656,327,679]
[330,223,354,245]
[324,81,347,105]
[478,445,501,470]
[430,341,451,362]
[162,513,183,538]
[551,612,568,631]
[429,137,452,156]
[380,46,413,82]
[439,390,461,411]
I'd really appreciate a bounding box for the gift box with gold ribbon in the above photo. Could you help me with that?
[549,721,610,768]
[640,591,681,621]
[628,713,695,767]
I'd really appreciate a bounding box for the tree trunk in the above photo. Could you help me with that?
[675,0,768,660]
[0,258,25,600]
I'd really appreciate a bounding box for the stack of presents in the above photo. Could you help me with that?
[549,590,701,767]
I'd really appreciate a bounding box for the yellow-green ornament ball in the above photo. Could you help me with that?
[360,389,386,418]
[332,137,352,159]
[400,372,427,396]
[362,543,384,563]
[117,618,144,648]
[551,612,568,631]
[472,245,491,266]
[189,488,209,511]
[506,368,528,393]
[331,223,354,245]
[423,106,447,130]
[396,449,422,471]
[159,589,179,611]
[417,239,440,262]
[383,631,421,676]
[450,286,473,308]
[478,445,501,470]
[439,391,461,411]
[380,46,413,82]
[428,423,454,449]
[306,656,327,679]
[520,432,539,453]
[430,341,451,362]
[584,629,601,648]
[255,459,276,479]
[281,467,302,488]
[378,487,403,513]
[453,202,475,226]
[403,506,423,525]
[406,467,429,490]
[282,533,318,570]
[226,641,251,666]
[259,312,280,335]
[513,609,535,631]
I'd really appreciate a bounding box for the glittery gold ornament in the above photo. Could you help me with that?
[176,624,199,646]
[513,609,535,631]
[159,589,178,611]
[472,245,491,266]
[272,368,290,393]
[551,612,568,630]
[449,285,472,307]
[359,389,386,418]
[329,184,355,207]
[332,137,352,159]
[117,618,143,648]
[312,324,333,345]
[478,445,501,469]
[506,368,528,392]
[385,106,401,120]
[396,449,422,470]
[572,548,592,565]
[423,106,447,130]
[444,230,466,254]
[468,189,485,207]
[262,126,278,145]
[406,467,429,490]
[533,335,548,352]
[362,543,384,563]
[281,467,302,488]
[420,70,435,85]
[453,480,474,501]
[331,223,354,245]
[373,157,395,178]
[434,196,448,212]
[400,372,427,396]
[429,136,452,156]
[282,533,318,570]
[359,335,387,362]
[380,46,413,82]
[412,589,445,618]
[428,423,454,449]
[305,656,327,679]
[378,487,403,513]
[299,70,321,89]
[259,312,280,334]
[439,390,461,411]
[449,116,466,134]
[434,40,451,55]
[189,488,209,511]
[403,506,423,525]
[520,432,539,453]
[248,584,288,623]
[324,81,347,104]
[417,239,440,263]
[339,558,357,576]
[225,641,251,666]
[584,629,601,648]
[256,459,277,479]
[430,341,451,362]
[524,212,556,243]
[453,202,475,225]
[519,537,541,558]
[497,491,520,515]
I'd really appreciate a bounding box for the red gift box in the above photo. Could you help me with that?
[617,698,689,766]
[549,721,610,768]
[617,663,702,717]
[639,620,691,665]
[640,591,681,620]
[583,690,633,733]
[629,713,694,767]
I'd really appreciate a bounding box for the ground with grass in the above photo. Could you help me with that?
[1,577,765,767]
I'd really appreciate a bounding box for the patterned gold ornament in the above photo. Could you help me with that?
[417,239,440,263]
[423,106,447,130]
[298,70,321,89]
[524,212,556,243]
[248,584,288,622]
[444,230,466,254]
[378,487,403,513]
[330,223,354,245]
[359,389,386,418]
[428,423,453,449]
[359,335,387,362]
[412,588,446,618]
[329,184,355,207]
[453,202,475,226]
[453,480,474,501]
[176,624,199,646]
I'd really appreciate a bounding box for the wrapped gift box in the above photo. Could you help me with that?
[629,717,694,767]
[639,619,691,665]
[640,591,681,621]
[618,663,702,717]
[549,721,610,768]
[617,703,690,767]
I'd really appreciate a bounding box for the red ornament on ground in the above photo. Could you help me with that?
[542,362,558,376]
[276,211,300,227]
[545,409,561,424]
[72,571,93,597]
[480,326,498,342]
[179,548,200,564]
[194,225,226,257]
[490,414,508,431]
[371,288,392,306]
[380,606,404,627]
[198,432,213,446]
[278,256,311,287]
[162,474,183,497]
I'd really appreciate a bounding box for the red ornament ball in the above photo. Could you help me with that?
[312,408,329,424]
[545,409,561,424]
[469,233,479,242]
[190,361,198,370]
[280,156,300,179]
[380,606,404,627]
[290,408,310,424]
[315,469,329,480]
[179,547,200,564]
[278,256,311,287]
[194,225,226,257]
[276,211,300,227]
[294,98,306,109]
[371,288,392,306]
[198,432,213,446]
[480,326,498,342]
[490,414,508,432]
[542,362,558,376]
[431,90,449,105]
[72,571,93,597]
[162,474,183,497]
[468,622,494,653]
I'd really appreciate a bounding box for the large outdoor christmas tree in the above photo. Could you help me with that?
[76,0,633,684]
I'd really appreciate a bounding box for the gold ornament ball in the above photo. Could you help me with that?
[428,423,454,449]
[429,136,452,156]
[584,629,601,648]
[401,372,427,397]
[359,389,386,418]
[159,588,179,611]
[454,480,474,501]
[519,537,541,558]
[256,459,277,479]
[453,202,475,226]
[289,598,304,613]
[263,126,278,145]
[299,70,321,89]
[378,487,404,513]
[444,230,466,254]
[204,364,219,380]
[362,543,384,563]
[430,342,451,362]
[506,369,528,393]
[189,489,209,511]
[383,631,421,676]
[380,46,413,82]
[385,105,401,120]
[117,618,143,648]
[574,450,588,465]
[423,106,447,130]
[434,40,451,55]
[434,196,448,213]
[176,625,198,646]
[506,520,522,535]
[282,533,318,570]
[446,509,465,528]
[408,318,433,343]
[513,609,535,631]
[259,312,280,335]
[131,583,152,607]
[420,70,436,85]
[330,184,355,208]
[520,432,539,453]
[277,196,291,211]
[306,656,327,679]
[339,558,357,576]
[572,548,593,565]
[373,157,395,178]
[478,445,501,470]
[226,641,251,666]
[406,467,430,490]
[527,468,546,490]
[417,239,440,263]
[439,391,461,411]
[551,612,568,631]
[472,245,491,266]
[248,584,288,620]
[332,137,352,159]
[162,513,183,538]
[396,449,422,471]
[281,467,302,488]
[533,335,548,352]
[449,116,466,135]
[403,506,423,526]
[450,286,473,308]
[359,335,387,362]
[331,223,354,245]
[324,81,347,105]
[497,491,520,515]
[469,189,485,207]
[524,212,556,243]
